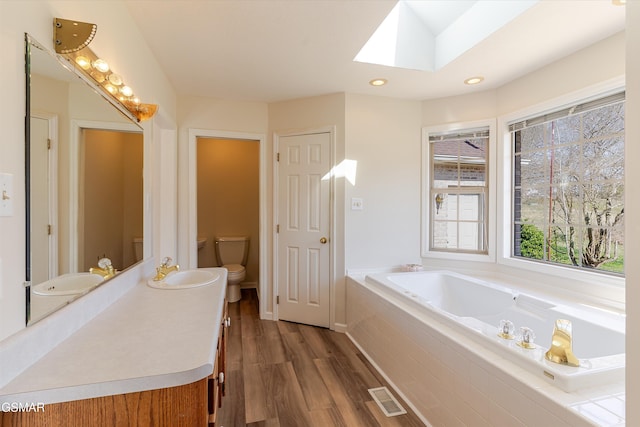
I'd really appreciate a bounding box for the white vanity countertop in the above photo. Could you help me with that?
[0,268,227,404]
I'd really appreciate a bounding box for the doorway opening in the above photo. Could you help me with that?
[196,137,260,292]
[187,129,268,316]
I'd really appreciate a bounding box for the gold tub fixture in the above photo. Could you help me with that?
[153,257,179,281]
[90,257,116,279]
[545,319,580,367]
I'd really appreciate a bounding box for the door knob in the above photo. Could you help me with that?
[320,237,328,244]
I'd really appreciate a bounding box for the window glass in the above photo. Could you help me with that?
[430,127,489,253]
[512,96,624,275]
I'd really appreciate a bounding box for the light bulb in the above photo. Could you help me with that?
[92,59,109,73]
[75,56,91,70]
[120,86,133,97]
[464,76,484,85]
[104,84,118,95]
[108,73,123,86]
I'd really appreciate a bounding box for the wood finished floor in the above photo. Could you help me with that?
[216,289,425,427]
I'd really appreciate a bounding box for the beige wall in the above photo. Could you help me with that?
[82,129,142,271]
[625,2,639,425]
[196,138,259,285]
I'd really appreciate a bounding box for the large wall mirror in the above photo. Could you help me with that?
[26,34,144,325]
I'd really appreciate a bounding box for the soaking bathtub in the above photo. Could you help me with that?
[363,270,625,393]
[346,270,626,426]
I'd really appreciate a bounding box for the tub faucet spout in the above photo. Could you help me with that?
[545,319,579,367]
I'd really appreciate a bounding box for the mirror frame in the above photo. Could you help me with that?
[24,33,144,325]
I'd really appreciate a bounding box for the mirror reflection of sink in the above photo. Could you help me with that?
[147,269,220,290]
[32,273,105,296]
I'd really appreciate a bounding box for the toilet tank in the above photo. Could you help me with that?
[214,236,249,266]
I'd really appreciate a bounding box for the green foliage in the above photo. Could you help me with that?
[520,224,544,259]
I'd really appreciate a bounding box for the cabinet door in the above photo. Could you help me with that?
[208,356,220,426]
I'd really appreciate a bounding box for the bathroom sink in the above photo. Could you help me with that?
[147,269,220,290]
[32,273,105,296]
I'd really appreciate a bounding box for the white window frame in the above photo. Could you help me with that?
[421,119,496,262]
[496,78,625,300]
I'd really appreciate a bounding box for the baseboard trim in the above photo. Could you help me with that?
[333,322,347,333]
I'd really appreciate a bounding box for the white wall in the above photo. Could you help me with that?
[625,2,639,425]
[344,94,422,271]
[0,0,176,341]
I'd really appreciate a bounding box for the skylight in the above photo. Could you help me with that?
[354,0,539,72]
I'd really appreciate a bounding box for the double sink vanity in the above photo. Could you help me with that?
[0,264,230,426]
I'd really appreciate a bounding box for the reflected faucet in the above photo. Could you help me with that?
[90,257,116,279]
[545,319,580,367]
[153,257,179,281]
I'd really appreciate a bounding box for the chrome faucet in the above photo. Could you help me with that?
[90,257,116,279]
[545,319,580,367]
[153,257,179,281]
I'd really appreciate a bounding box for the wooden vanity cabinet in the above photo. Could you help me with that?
[208,299,229,426]
[1,300,230,427]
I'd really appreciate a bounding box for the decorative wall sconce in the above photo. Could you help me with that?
[53,18,157,121]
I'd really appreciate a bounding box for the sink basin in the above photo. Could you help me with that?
[147,269,220,290]
[32,272,105,296]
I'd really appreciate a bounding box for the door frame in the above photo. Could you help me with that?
[273,126,336,328]
[187,129,268,316]
[69,120,142,272]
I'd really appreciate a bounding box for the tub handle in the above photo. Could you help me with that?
[518,327,536,349]
[498,320,515,339]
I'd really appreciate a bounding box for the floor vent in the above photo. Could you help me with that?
[368,387,407,417]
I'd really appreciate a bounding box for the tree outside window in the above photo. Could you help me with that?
[512,97,624,275]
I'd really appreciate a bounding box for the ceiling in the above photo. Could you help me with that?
[123,0,625,104]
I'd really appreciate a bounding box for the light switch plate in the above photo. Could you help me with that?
[0,173,13,217]
[351,197,363,210]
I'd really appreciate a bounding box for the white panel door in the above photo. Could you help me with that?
[277,132,331,328]
[30,116,52,285]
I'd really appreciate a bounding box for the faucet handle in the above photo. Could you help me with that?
[98,257,112,269]
[161,256,173,267]
[498,320,515,339]
[518,327,536,349]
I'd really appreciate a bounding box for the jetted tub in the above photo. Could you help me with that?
[363,270,625,393]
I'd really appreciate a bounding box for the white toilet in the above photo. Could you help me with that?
[214,236,249,303]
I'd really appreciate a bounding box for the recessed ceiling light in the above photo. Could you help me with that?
[369,78,387,86]
[464,76,484,85]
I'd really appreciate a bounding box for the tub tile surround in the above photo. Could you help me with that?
[345,271,626,427]
[0,263,227,406]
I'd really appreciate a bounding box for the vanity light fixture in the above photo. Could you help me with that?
[369,78,388,87]
[464,76,484,85]
[53,18,158,121]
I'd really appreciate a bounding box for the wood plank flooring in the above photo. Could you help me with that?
[216,289,425,427]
